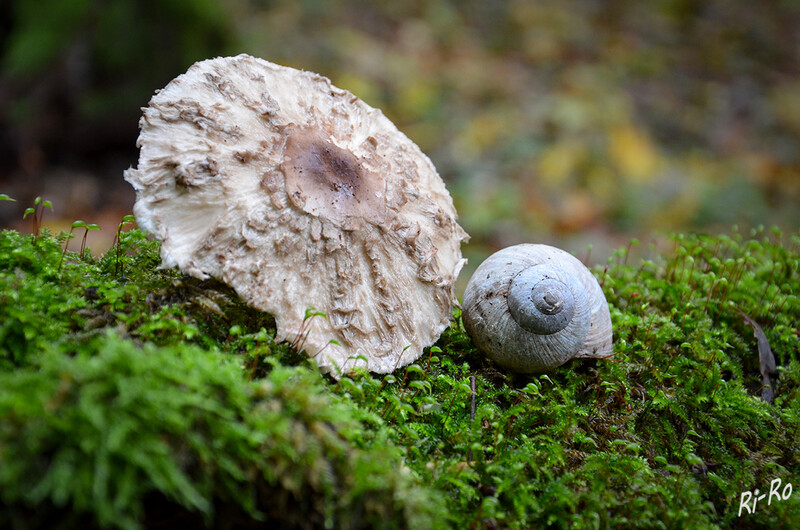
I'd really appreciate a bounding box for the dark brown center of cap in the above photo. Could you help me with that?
[282,125,387,230]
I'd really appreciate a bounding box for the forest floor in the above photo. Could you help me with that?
[0,214,798,528]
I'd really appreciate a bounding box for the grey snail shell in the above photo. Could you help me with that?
[462,244,613,373]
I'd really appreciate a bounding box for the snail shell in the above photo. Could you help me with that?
[462,244,613,373]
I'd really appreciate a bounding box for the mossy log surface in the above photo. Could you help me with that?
[1,226,798,529]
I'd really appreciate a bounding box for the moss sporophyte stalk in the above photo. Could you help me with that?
[0,215,798,527]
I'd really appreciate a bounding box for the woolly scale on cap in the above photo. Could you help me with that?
[125,54,468,377]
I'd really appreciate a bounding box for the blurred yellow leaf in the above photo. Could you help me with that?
[538,140,584,188]
[609,124,659,182]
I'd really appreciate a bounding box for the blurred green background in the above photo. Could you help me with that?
[1,0,798,289]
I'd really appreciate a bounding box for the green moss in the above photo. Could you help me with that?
[0,225,798,528]
[0,229,446,529]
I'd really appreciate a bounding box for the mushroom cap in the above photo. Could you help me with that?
[125,54,468,377]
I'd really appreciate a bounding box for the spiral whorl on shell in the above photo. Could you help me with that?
[462,244,613,373]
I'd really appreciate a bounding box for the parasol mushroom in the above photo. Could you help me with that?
[125,54,468,377]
